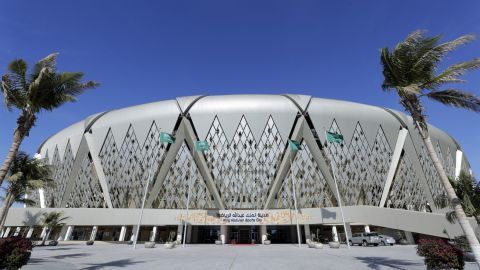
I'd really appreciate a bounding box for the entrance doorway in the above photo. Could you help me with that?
[230,226,259,244]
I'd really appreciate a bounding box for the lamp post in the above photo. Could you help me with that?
[288,140,302,248]
[133,132,176,249]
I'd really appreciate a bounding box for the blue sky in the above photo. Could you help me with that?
[0,1,479,177]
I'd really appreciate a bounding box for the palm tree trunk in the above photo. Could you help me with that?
[0,191,15,233]
[422,131,480,267]
[0,129,24,188]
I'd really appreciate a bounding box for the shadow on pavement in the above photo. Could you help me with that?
[28,258,48,265]
[80,259,145,270]
[52,253,92,259]
[354,256,423,270]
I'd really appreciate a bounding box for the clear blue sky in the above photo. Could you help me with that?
[1,1,479,176]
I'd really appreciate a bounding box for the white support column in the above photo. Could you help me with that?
[260,225,267,244]
[13,227,21,236]
[26,227,34,239]
[64,226,74,241]
[345,223,353,239]
[186,225,192,244]
[332,226,338,242]
[39,189,46,208]
[57,226,68,241]
[150,226,157,242]
[221,225,228,244]
[3,227,11,237]
[455,150,463,179]
[364,225,370,233]
[176,224,183,242]
[90,226,98,241]
[304,225,311,241]
[119,226,127,241]
[40,227,47,238]
[380,128,408,207]
[404,231,415,244]
[130,226,137,242]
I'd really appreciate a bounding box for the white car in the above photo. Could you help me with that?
[378,235,396,246]
[349,232,380,246]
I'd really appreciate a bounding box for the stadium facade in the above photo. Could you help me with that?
[2,94,477,244]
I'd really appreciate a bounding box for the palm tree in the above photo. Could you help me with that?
[0,53,98,187]
[380,30,480,266]
[0,152,53,232]
[40,211,69,246]
[446,171,480,225]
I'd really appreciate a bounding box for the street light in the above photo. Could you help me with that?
[133,132,176,249]
[288,139,303,248]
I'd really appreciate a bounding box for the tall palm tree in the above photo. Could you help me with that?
[380,30,480,266]
[40,211,69,246]
[0,152,53,232]
[0,53,98,187]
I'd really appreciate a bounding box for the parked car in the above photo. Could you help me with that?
[378,235,396,246]
[349,232,380,247]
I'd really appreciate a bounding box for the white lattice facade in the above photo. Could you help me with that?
[31,95,471,214]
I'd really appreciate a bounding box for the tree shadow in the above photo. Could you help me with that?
[22,211,43,226]
[52,253,91,259]
[80,259,145,270]
[28,258,48,265]
[354,256,423,270]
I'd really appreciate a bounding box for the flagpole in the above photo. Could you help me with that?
[133,155,154,249]
[326,134,350,250]
[290,155,302,248]
[183,145,194,248]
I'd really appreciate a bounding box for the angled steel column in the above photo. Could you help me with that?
[301,123,344,206]
[455,150,463,179]
[264,116,304,209]
[145,122,186,208]
[84,132,114,208]
[182,118,225,210]
[379,128,408,207]
[60,136,90,207]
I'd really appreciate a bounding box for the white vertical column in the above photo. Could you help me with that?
[130,226,137,241]
[64,226,74,241]
[26,227,34,239]
[304,225,311,241]
[364,225,370,233]
[90,226,98,241]
[455,150,463,179]
[345,223,353,239]
[13,227,21,236]
[150,226,157,242]
[40,226,47,238]
[186,225,192,244]
[404,231,415,244]
[260,225,267,244]
[39,189,46,208]
[332,226,338,242]
[221,225,228,244]
[380,128,408,207]
[176,224,183,242]
[119,226,127,241]
[3,227,11,237]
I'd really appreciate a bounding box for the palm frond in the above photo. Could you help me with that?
[425,89,480,112]
[423,58,480,89]
[30,53,59,81]
[446,211,458,224]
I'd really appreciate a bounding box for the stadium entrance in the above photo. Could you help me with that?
[229,226,259,244]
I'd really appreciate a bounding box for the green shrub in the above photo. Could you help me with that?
[417,238,464,270]
[0,236,33,270]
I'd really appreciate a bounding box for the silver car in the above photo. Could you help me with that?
[349,232,380,247]
[378,235,396,246]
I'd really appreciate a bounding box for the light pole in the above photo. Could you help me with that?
[288,140,302,248]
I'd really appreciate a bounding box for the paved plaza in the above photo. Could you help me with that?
[22,242,477,270]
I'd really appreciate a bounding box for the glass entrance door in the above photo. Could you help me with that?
[230,226,259,244]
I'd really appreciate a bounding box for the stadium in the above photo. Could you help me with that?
[2,94,476,244]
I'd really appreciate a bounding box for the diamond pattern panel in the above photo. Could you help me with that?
[204,116,284,209]
[322,120,393,206]
[386,152,427,211]
[66,154,106,208]
[445,147,455,179]
[44,141,75,207]
[276,141,335,209]
[98,122,168,208]
[418,143,447,205]
[153,143,213,209]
